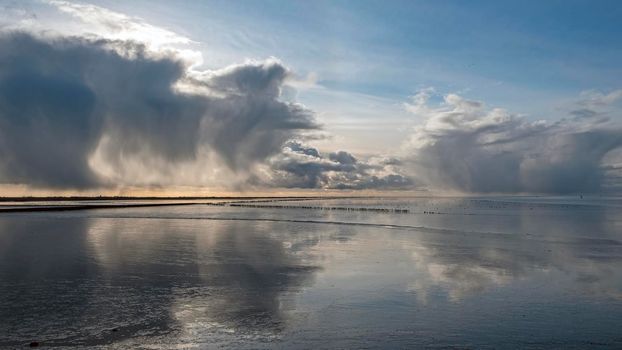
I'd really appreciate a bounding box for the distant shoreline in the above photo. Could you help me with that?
[0,196,358,213]
[0,202,204,213]
[0,196,353,202]
[0,193,617,203]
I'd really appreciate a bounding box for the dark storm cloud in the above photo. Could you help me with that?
[197,60,318,171]
[0,32,317,188]
[404,92,622,194]
[0,66,101,187]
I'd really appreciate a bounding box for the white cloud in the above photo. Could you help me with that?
[402,89,622,193]
[577,89,622,108]
[46,0,192,48]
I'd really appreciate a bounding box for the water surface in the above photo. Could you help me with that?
[1,197,621,349]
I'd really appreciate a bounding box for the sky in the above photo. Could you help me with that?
[0,0,621,195]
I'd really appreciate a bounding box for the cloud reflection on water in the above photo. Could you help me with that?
[0,200,621,347]
[405,203,622,302]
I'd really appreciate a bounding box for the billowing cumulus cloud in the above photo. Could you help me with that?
[403,90,622,193]
[254,141,413,189]
[0,32,316,189]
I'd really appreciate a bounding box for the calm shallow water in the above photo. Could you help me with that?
[1,197,621,349]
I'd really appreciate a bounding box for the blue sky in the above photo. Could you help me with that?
[75,0,622,151]
[88,0,622,94]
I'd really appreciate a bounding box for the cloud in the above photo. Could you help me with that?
[0,32,316,189]
[1,1,621,194]
[403,90,622,193]
[46,0,193,48]
[254,141,413,189]
[576,89,622,108]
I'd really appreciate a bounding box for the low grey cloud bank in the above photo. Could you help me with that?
[0,32,316,188]
[256,141,413,190]
[403,90,622,194]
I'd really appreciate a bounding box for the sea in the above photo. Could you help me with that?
[1,196,621,349]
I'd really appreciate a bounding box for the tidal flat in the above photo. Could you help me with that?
[1,196,621,349]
